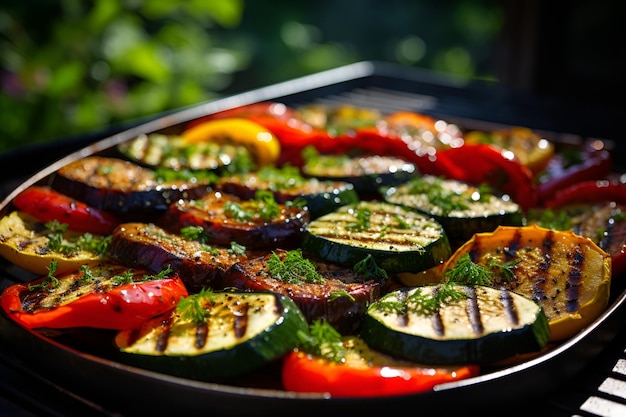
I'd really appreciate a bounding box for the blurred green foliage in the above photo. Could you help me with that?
[0,0,502,154]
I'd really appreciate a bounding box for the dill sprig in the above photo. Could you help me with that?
[353,254,388,281]
[445,253,519,285]
[296,319,347,363]
[346,207,371,231]
[266,249,325,284]
[176,287,213,324]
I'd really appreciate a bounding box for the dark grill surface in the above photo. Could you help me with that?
[0,62,624,417]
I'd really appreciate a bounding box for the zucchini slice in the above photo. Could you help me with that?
[302,154,416,199]
[301,200,451,273]
[114,290,308,381]
[383,175,523,247]
[117,133,254,173]
[360,284,550,365]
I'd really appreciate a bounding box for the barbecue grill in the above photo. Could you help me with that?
[0,61,624,417]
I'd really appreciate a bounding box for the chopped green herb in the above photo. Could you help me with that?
[266,249,325,284]
[176,287,214,324]
[353,254,388,280]
[346,207,371,231]
[28,260,60,291]
[296,319,347,363]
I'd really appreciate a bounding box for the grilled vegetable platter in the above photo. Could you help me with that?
[0,82,625,416]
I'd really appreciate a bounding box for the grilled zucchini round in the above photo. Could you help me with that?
[383,175,523,248]
[114,290,308,381]
[301,200,451,273]
[360,284,550,365]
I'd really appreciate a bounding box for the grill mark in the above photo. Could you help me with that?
[395,289,409,327]
[499,287,519,326]
[195,322,209,349]
[232,301,250,339]
[566,245,585,313]
[503,228,522,259]
[429,286,444,336]
[464,286,484,335]
[309,221,437,247]
[530,230,555,303]
[155,314,176,352]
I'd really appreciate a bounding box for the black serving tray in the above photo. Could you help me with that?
[0,61,624,417]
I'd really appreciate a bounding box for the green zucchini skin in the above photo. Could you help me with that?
[360,285,551,365]
[383,175,523,248]
[302,155,417,199]
[301,201,451,273]
[216,173,359,219]
[117,133,253,173]
[301,187,359,219]
[114,291,308,382]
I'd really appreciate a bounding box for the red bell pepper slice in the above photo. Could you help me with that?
[438,143,538,210]
[12,185,121,235]
[536,147,612,206]
[282,349,479,397]
[0,265,188,330]
[545,179,626,209]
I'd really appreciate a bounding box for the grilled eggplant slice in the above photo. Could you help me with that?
[221,249,381,334]
[214,165,359,219]
[383,174,523,248]
[158,190,309,250]
[51,156,211,220]
[360,284,550,365]
[301,200,451,273]
[107,222,250,292]
[115,290,308,382]
[443,224,612,341]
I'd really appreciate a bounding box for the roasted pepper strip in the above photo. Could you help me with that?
[536,146,612,206]
[438,143,537,210]
[545,179,626,209]
[0,263,188,330]
[12,186,121,235]
[282,343,479,397]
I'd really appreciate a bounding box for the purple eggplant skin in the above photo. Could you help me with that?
[106,222,252,292]
[220,249,381,335]
[51,156,211,221]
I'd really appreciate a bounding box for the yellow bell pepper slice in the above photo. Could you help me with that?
[0,211,104,275]
[182,117,281,167]
[464,127,555,174]
[442,224,611,342]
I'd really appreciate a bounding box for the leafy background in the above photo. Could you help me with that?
[0,0,503,155]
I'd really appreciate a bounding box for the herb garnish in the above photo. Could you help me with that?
[404,176,492,214]
[257,165,306,190]
[444,253,519,286]
[28,260,60,291]
[44,220,110,256]
[266,249,325,284]
[346,206,371,231]
[224,190,281,222]
[176,287,213,324]
[296,319,347,363]
[374,283,470,317]
[372,253,520,317]
[353,254,388,281]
